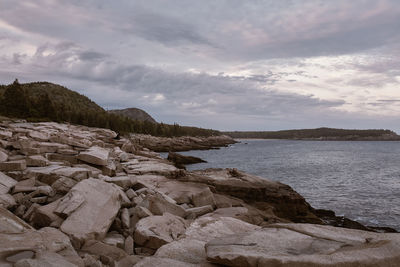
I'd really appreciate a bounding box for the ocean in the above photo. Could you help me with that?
[168,139,400,230]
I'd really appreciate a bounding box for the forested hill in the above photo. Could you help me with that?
[109,108,157,124]
[0,80,220,137]
[224,128,400,141]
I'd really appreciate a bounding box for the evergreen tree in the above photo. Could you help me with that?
[0,79,30,117]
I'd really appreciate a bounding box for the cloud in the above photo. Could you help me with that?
[0,1,399,131]
[0,41,345,126]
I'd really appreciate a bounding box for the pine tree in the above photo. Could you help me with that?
[0,79,30,117]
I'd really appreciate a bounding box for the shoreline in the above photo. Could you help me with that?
[0,120,399,266]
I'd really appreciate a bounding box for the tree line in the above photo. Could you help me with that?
[0,80,220,137]
[224,127,398,140]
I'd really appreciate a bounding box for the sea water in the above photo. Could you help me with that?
[169,139,400,230]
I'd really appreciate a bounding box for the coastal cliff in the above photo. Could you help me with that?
[1,119,399,266]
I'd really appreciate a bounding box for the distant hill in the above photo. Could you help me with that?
[0,80,220,137]
[225,127,400,141]
[109,108,156,123]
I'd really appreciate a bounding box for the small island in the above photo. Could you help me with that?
[224,127,400,141]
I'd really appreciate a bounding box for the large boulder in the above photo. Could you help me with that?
[59,178,122,246]
[0,221,82,267]
[148,180,216,207]
[134,213,188,250]
[0,171,17,194]
[80,240,128,262]
[155,216,260,265]
[0,173,17,209]
[78,146,109,166]
[0,207,33,234]
[138,191,187,218]
[122,160,178,176]
[167,152,206,168]
[184,168,321,223]
[205,223,400,267]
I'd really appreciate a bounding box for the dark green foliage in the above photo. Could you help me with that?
[225,127,398,139]
[0,81,220,137]
[0,79,30,117]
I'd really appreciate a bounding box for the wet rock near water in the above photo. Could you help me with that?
[0,119,398,266]
[129,134,236,152]
[167,152,206,169]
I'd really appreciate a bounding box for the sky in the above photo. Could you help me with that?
[1,0,400,132]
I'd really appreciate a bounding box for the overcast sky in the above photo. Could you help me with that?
[1,0,400,131]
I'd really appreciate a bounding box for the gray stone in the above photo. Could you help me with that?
[205,223,400,267]
[14,251,77,267]
[51,176,77,194]
[102,161,116,176]
[0,150,8,162]
[81,240,127,261]
[139,192,187,218]
[30,199,64,228]
[54,191,85,218]
[60,178,122,246]
[102,175,136,189]
[53,167,91,181]
[125,188,137,199]
[28,130,50,141]
[134,257,198,267]
[0,206,33,234]
[37,142,70,153]
[103,232,125,249]
[26,155,49,167]
[121,208,130,229]
[0,130,12,139]
[82,254,102,267]
[25,165,64,185]
[78,146,109,166]
[134,213,188,249]
[0,171,17,194]
[155,216,260,265]
[122,160,177,176]
[0,226,83,267]
[124,236,134,255]
[0,160,27,171]
[116,255,142,267]
[185,205,214,219]
[0,193,16,209]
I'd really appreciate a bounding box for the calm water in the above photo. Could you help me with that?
[171,139,400,230]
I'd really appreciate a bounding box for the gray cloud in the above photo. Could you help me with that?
[0,41,345,127]
[0,1,400,131]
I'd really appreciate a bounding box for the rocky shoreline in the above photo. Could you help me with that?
[128,134,236,152]
[1,120,399,266]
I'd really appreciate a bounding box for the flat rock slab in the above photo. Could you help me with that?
[0,171,17,194]
[0,150,7,162]
[155,180,216,207]
[134,257,199,267]
[60,178,121,245]
[0,226,82,266]
[205,223,400,267]
[14,251,77,267]
[78,146,109,166]
[134,213,188,250]
[156,216,259,265]
[139,192,187,218]
[0,160,26,171]
[0,207,33,234]
[26,155,49,167]
[123,160,177,176]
